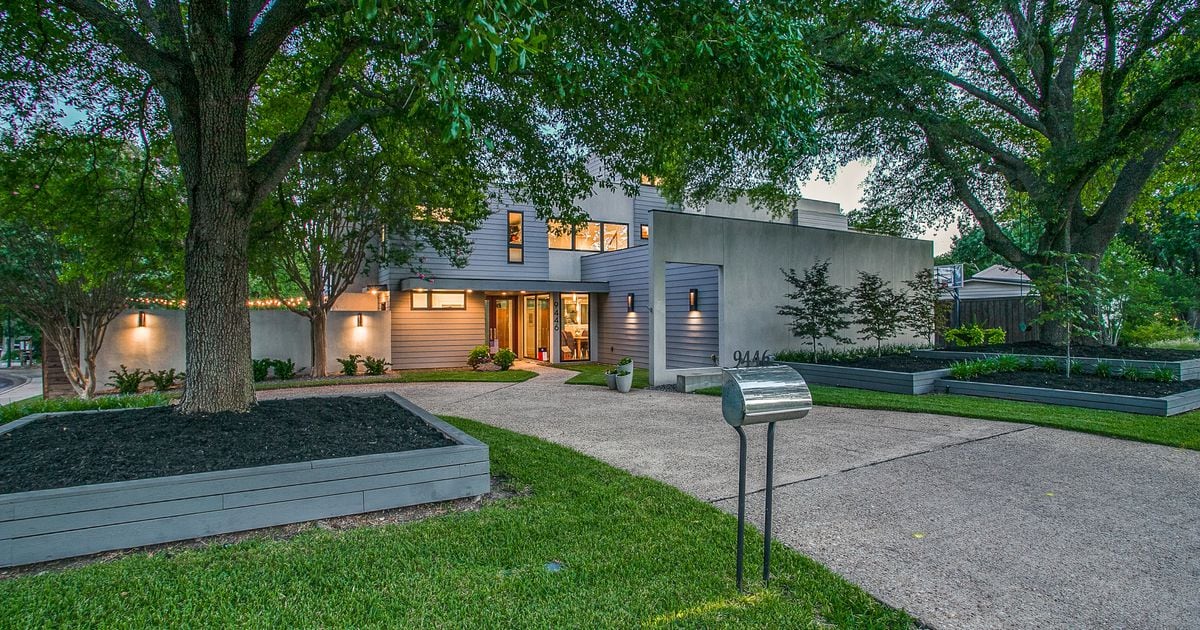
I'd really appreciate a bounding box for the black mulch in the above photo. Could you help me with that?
[0,396,455,495]
[944,341,1200,361]
[823,355,953,372]
[967,371,1200,397]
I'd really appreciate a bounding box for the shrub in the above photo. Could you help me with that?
[1093,362,1112,378]
[337,355,361,376]
[362,355,391,376]
[1149,367,1178,383]
[777,260,852,359]
[1122,368,1144,382]
[995,354,1023,372]
[252,358,273,382]
[494,348,516,371]
[1121,321,1195,347]
[944,323,1006,347]
[774,344,920,364]
[948,360,979,380]
[107,365,147,395]
[983,327,1006,345]
[146,369,183,392]
[1037,358,1061,373]
[467,345,492,370]
[272,358,297,380]
[850,271,905,355]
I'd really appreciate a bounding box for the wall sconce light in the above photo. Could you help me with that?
[689,288,699,311]
[137,311,147,327]
[627,292,635,312]
[366,284,389,311]
[356,312,364,327]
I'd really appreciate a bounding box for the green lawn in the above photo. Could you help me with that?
[555,363,651,389]
[254,369,536,391]
[1,392,171,425]
[696,384,1200,450]
[0,416,910,628]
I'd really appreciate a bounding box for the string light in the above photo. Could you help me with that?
[130,297,310,309]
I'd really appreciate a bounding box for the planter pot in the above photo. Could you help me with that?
[617,363,633,376]
[605,372,617,389]
[616,372,634,393]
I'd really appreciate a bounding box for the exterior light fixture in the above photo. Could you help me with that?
[689,288,699,311]
[137,311,147,327]
[627,292,635,312]
[356,313,364,327]
[366,284,389,311]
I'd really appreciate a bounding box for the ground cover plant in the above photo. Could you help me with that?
[0,417,912,627]
[693,385,1200,450]
[0,393,171,425]
[556,363,650,389]
[932,341,1200,362]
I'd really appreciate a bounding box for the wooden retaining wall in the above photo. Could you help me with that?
[777,362,950,395]
[914,350,1200,381]
[936,379,1200,417]
[0,393,489,568]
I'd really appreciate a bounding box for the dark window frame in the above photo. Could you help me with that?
[507,211,524,264]
[548,220,630,252]
[411,290,468,310]
[639,224,649,240]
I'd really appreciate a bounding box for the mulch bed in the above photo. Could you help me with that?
[943,341,1200,362]
[0,396,454,495]
[822,355,952,372]
[967,371,1200,397]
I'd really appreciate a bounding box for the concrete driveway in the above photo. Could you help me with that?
[262,365,1200,629]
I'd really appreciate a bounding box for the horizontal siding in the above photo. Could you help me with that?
[581,248,649,368]
[793,209,849,231]
[392,292,485,369]
[632,185,672,247]
[398,198,550,283]
[665,263,720,369]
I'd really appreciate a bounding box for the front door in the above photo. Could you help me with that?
[487,297,519,353]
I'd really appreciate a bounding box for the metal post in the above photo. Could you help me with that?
[763,421,776,586]
[4,311,10,369]
[734,425,747,592]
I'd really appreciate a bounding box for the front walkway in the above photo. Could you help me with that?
[261,364,1200,629]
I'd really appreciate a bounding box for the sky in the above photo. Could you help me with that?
[799,160,959,256]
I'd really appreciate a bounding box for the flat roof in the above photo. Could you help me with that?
[398,278,609,294]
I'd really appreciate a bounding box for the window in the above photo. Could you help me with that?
[559,294,590,361]
[640,224,649,239]
[640,174,664,187]
[507,212,524,263]
[411,290,467,310]
[547,220,630,252]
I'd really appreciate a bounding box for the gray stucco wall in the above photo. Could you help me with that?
[647,211,933,385]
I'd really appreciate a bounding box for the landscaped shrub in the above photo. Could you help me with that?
[467,345,491,370]
[1149,367,1178,383]
[994,355,1023,372]
[493,348,516,371]
[947,355,1024,380]
[777,260,852,360]
[1093,362,1112,378]
[903,268,951,345]
[107,365,147,395]
[146,369,183,392]
[362,356,390,375]
[272,358,297,380]
[944,323,1006,347]
[337,355,362,376]
[1037,357,1061,373]
[1121,320,1195,347]
[774,345,920,364]
[252,358,273,382]
[1122,368,1145,382]
[850,271,905,355]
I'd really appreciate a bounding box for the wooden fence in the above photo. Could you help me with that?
[939,297,1041,343]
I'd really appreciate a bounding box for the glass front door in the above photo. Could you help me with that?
[487,297,518,353]
[523,294,551,360]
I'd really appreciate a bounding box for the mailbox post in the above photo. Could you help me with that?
[721,365,812,591]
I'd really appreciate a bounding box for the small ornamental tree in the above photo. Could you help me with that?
[850,272,905,355]
[903,268,950,346]
[777,260,852,360]
[1029,254,1103,378]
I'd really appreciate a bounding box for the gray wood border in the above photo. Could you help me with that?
[935,379,1200,417]
[0,393,489,568]
[777,362,950,395]
[914,349,1200,381]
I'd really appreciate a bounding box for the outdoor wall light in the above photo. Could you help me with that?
[356,313,364,327]
[137,311,147,327]
[366,284,389,311]
[689,288,699,311]
[627,292,635,312]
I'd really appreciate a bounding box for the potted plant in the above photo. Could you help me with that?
[605,368,618,390]
[615,357,634,393]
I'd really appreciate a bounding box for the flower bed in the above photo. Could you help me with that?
[0,393,489,568]
[936,376,1200,417]
[777,356,951,395]
[914,347,1200,381]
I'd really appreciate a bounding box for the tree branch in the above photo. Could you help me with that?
[56,0,180,86]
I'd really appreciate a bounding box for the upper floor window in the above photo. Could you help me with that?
[507,212,524,263]
[640,174,664,187]
[548,220,629,252]
[640,224,649,239]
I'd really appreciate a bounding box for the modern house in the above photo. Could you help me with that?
[92,179,932,388]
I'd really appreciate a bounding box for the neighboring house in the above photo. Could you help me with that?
[93,179,932,388]
[954,264,1034,300]
[941,264,1040,342]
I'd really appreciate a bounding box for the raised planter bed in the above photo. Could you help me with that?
[0,393,489,568]
[777,361,951,395]
[914,349,1200,381]
[936,378,1200,416]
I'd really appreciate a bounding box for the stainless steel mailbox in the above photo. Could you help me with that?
[721,365,812,427]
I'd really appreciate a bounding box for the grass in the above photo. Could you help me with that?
[254,369,536,391]
[0,416,911,628]
[555,363,651,389]
[1,392,171,425]
[695,384,1200,450]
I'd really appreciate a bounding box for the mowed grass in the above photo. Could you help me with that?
[0,417,911,628]
[695,384,1200,450]
[555,362,651,389]
[0,392,171,425]
[254,368,536,391]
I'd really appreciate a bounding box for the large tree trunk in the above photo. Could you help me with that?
[310,309,327,378]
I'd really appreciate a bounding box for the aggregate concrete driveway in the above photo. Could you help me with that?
[262,366,1200,629]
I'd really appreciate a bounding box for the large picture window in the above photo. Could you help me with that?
[507,212,524,263]
[548,220,629,252]
[411,290,467,310]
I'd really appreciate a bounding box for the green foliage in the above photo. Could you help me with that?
[1037,358,1062,374]
[1095,239,1172,345]
[271,359,298,381]
[1121,321,1195,347]
[493,348,516,371]
[850,272,905,354]
[1146,336,1200,351]
[252,359,274,383]
[774,345,919,364]
[146,369,183,392]
[903,268,950,345]
[337,355,362,376]
[1030,254,1102,375]
[1122,368,1145,382]
[1093,362,1113,378]
[947,355,1025,380]
[106,365,147,395]
[1149,367,1179,383]
[1,393,172,425]
[616,357,633,375]
[467,346,491,370]
[943,323,1006,347]
[777,260,852,359]
[361,356,390,376]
